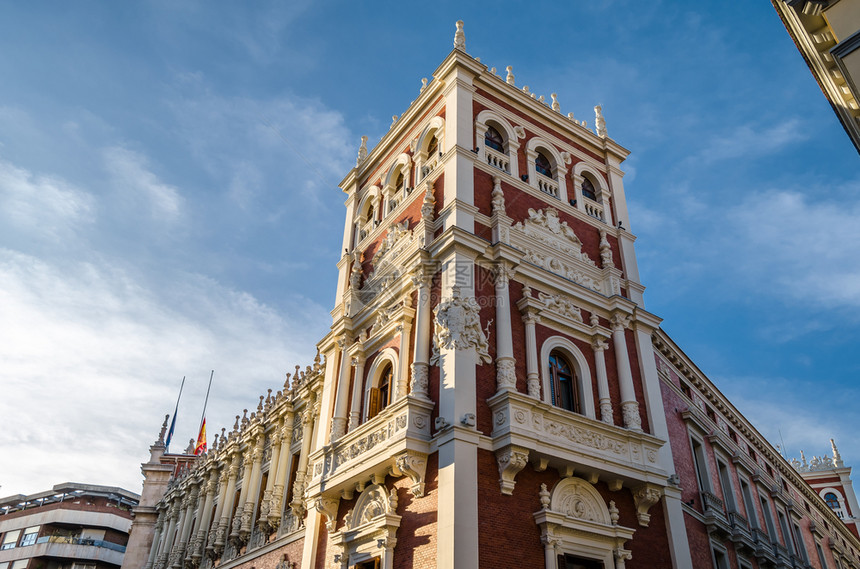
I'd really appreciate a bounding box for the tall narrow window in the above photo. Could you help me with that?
[760,495,777,540]
[691,438,711,494]
[581,177,598,201]
[816,541,829,569]
[825,492,842,517]
[368,363,393,420]
[427,135,438,157]
[484,126,504,152]
[740,478,758,528]
[777,510,794,553]
[549,351,579,413]
[793,523,810,564]
[717,459,736,512]
[395,172,404,193]
[535,152,552,177]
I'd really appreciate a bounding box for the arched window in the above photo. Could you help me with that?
[484,126,505,152]
[427,135,438,157]
[535,151,553,177]
[367,363,393,420]
[549,351,580,413]
[395,172,404,193]
[581,176,598,201]
[825,492,840,511]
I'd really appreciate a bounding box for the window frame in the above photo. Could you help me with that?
[538,335,596,419]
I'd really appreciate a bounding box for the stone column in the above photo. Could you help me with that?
[239,435,265,540]
[257,426,281,531]
[494,264,516,392]
[143,509,165,569]
[348,355,366,429]
[396,321,411,400]
[269,414,295,531]
[206,468,229,557]
[542,537,559,569]
[229,450,253,545]
[611,314,641,431]
[291,396,317,520]
[192,472,217,563]
[172,486,198,568]
[592,337,613,424]
[330,338,351,440]
[523,310,541,398]
[410,268,432,399]
[214,454,238,553]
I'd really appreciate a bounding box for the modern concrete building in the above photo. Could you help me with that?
[0,483,139,569]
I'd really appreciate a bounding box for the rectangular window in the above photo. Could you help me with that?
[0,561,9,569]
[740,478,759,528]
[717,459,736,512]
[691,437,711,493]
[712,548,730,569]
[19,526,39,547]
[793,523,809,563]
[817,542,830,569]
[759,495,778,541]
[10,561,27,569]
[777,510,794,553]
[1,530,20,550]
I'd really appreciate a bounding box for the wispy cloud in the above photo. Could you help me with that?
[103,147,184,221]
[0,248,328,494]
[0,157,95,244]
[692,119,807,164]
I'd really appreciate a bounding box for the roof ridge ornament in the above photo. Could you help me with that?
[595,105,607,138]
[356,135,368,167]
[454,20,466,51]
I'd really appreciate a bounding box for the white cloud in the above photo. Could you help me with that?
[0,158,95,242]
[0,248,329,495]
[693,118,806,163]
[103,146,184,221]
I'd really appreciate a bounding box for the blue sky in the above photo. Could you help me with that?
[1,1,857,496]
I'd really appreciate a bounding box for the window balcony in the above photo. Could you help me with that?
[535,172,559,198]
[487,390,668,487]
[701,491,732,538]
[751,527,778,565]
[306,396,434,499]
[728,511,757,553]
[583,198,605,223]
[0,537,128,567]
[485,146,510,173]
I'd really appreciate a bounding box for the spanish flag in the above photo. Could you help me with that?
[194,418,207,455]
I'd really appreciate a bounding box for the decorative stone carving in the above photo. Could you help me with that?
[396,451,428,497]
[609,500,620,525]
[496,358,517,391]
[514,208,596,265]
[599,230,614,268]
[453,20,465,51]
[371,220,412,270]
[315,496,341,533]
[539,292,583,322]
[430,287,491,364]
[491,176,505,215]
[349,250,363,290]
[506,65,515,85]
[410,362,429,399]
[621,402,642,432]
[421,186,435,220]
[631,484,662,527]
[356,136,368,167]
[496,445,529,495]
[595,105,607,138]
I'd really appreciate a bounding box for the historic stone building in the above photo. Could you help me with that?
[122,22,860,569]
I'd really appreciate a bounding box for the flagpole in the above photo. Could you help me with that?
[165,376,185,453]
[198,370,214,434]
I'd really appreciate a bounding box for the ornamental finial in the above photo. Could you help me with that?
[506,66,515,85]
[831,438,843,467]
[595,105,607,138]
[454,20,466,51]
[356,135,368,167]
[157,414,169,445]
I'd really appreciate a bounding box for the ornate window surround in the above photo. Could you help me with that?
[414,116,445,182]
[475,109,520,178]
[381,154,412,216]
[820,487,850,520]
[539,334,596,420]
[534,477,635,569]
[363,348,399,422]
[330,483,400,569]
[572,162,611,224]
[525,136,569,202]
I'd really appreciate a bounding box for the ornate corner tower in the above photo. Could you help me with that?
[305,21,694,569]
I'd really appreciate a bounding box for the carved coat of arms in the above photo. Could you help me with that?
[430,287,491,364]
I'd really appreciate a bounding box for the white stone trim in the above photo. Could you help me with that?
[820,487,851,520]
[525,136,569,202]
[538,335,596,420]
[475,109,520,178]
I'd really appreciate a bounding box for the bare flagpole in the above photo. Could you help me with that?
[198,370,214,434]
[165,376,185,452]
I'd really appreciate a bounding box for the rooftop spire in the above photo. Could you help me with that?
[454,20,466,51]
[831,438,844,467]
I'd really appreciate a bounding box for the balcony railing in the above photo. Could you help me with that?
[485,147,510,173]
[35,536,126,553]
[536,173,559,198]
[584,199,605,222]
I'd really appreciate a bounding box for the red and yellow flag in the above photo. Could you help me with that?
[194,418,207,455]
